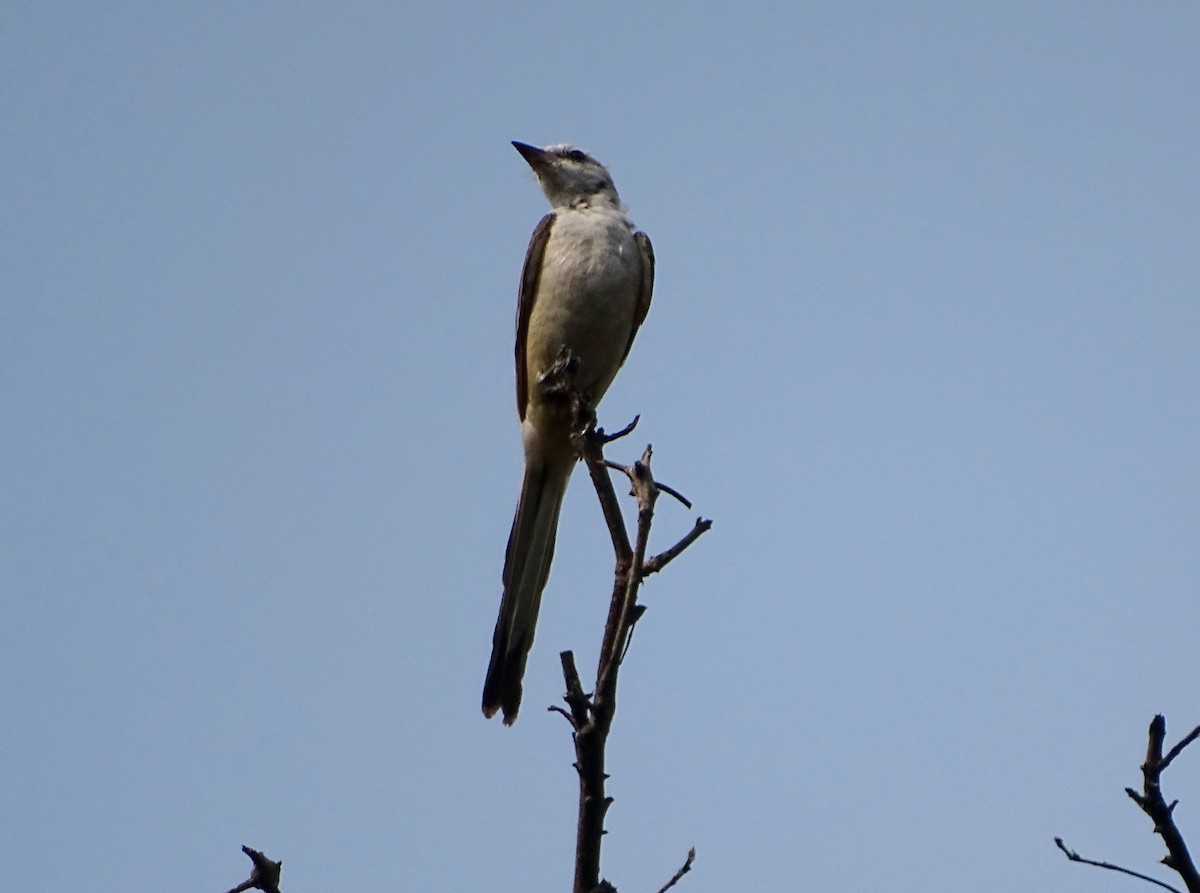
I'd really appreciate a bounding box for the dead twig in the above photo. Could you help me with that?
[1054,837,1182,893]
[596,415,640,443]
[643,518,714,576]
[653,848,697,893]
[601,459,692,508]
[1124,716,1200,893]
[549,374,707,893]
[1056,715,1200,893]
[1162,725,1200,772]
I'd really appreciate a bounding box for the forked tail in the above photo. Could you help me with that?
[482,459,572,724]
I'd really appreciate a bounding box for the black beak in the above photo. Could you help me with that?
[512,141,551,170]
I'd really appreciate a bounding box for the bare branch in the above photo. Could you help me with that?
[543,360,708,891]
[643,518,713,576]
[1134,716,1200,893]
[559,650,591,728]
[1063,716,1200,893]
[653,480,692,509]
[1054,837,1182,893]
[652,848,696,893]
[560,402,707,892]
[596,416,640,443]
[601,461,691,511]
[1162,726,1200,772]
[579,427,633,563]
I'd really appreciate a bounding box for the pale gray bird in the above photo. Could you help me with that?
[482,141,654,724]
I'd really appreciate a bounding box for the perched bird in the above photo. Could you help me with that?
[482,141,654,724]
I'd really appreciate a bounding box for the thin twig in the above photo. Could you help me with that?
[654,480,692,509]
[1162,726,1200,772]
[652,848,696,893]
[1055,838,1182,893]
[596,416,640,443]
[643,518,713,576]
[618,604,647,663]
[599,460,692,508]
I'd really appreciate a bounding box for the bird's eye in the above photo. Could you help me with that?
[567,149,587,162]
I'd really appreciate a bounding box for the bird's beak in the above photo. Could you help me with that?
[512,141,552,170]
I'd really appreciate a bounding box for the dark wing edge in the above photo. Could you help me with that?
[621,230,655,363]
[515,213,556,421]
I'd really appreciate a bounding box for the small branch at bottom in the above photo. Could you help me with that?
[653,848,696,893]
[1054,837,1182,893]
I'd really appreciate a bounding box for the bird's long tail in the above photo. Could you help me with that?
[483,458,572,724]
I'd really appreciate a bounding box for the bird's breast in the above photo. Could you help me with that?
[524,211,641,403]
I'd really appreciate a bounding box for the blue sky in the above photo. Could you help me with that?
[3,3,1198,891]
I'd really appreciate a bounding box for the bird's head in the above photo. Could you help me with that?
[512,141,622,211]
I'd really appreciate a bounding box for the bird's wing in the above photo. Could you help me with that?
[621,231,655,363]
[515,213,556,421]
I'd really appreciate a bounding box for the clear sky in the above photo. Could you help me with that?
[3,3,1198,892]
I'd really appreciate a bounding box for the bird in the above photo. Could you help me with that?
[482,141,655,724]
